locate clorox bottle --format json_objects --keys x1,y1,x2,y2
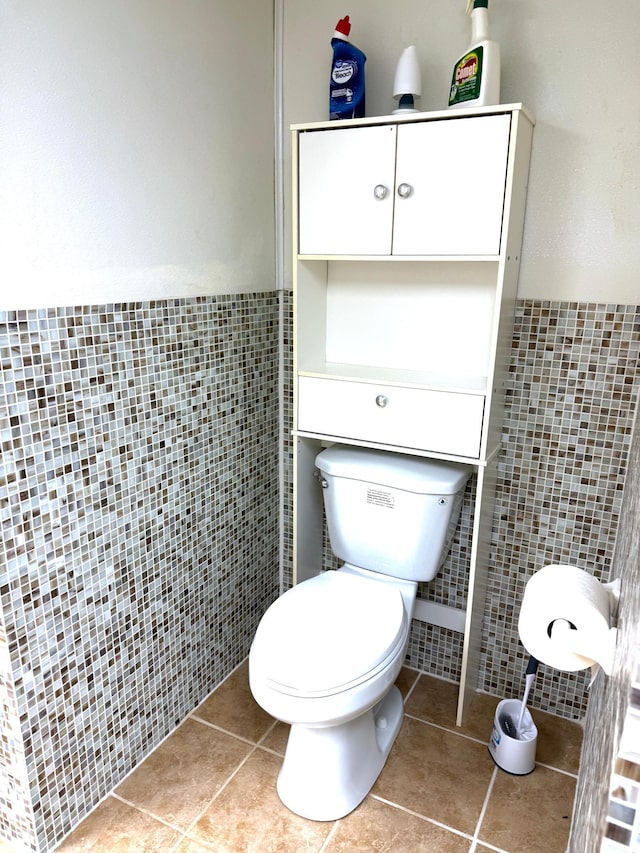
[
  {"x1": 448, "y1": 0, "x2": 500, "y2": 109},
  {"x1": 330, "y1": 15, "x2": 366, "y2": 120}
]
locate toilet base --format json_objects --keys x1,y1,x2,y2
[{"x1": 276, "y1": 685, "x2": 404, "y2": 821}]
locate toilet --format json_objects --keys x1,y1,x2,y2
[{"x1": 249, "y1": 445, "x2": 470, "y2": 821}]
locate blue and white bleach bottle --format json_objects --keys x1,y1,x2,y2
[{"x1": 330, "y1": 15, "x2": 366, "y2": 120}]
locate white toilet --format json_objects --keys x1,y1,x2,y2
[{"x1": 249, "y1": 445, "x2": 470, "y2": 821}]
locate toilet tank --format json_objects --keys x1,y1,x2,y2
[{"x1": 315, "y1": 446, "x2": 471, "y2": 582}]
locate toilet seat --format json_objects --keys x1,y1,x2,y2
[{"x1": 252, "y1": 571, "x2": 407, "y2": 699}]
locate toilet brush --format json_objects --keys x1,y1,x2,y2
[{"x1": 516, "y1": 656, "x2": 539, "y2": 735}]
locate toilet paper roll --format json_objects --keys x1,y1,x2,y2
[{"x1": 518, "y1": 564, "x2": 618, "y2": 676}]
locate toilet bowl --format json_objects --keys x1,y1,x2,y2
[
  {"x1": 249, "y1": 566, "x2": 416, "y2": 821},
  {"x1": 249, "y1": 445, "x2": 471, "y2": 821},
  {"x1": 250, "y1": 568, "x2": 412, "y2": 726}
]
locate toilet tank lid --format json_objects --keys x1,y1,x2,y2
[{"x1": 316, "y1": 446, "x2": 471, "y2": 495}]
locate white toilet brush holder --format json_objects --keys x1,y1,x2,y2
[{"x1": 488, "y1": 698, "x2": 537, "y2": 775}]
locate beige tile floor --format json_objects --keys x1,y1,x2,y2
[{"x1": 56, "y1": 662, "x2": 583, "y2": 853}]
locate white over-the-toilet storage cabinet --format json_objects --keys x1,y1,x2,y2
[{"x1": 291, "y1": 104, "x2": 534, "y2": 725}]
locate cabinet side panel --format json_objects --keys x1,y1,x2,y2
[
  {"x1": 457, "y1": 458, "x2": 497, "y2": 725},
  {"x1": 481, "y1": 112, "x2": 534, "y2": 459},
  {"x1": 294, "y1": 260, "x2": 329, "y2": 383}
]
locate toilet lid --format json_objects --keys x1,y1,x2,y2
[{"x1": 253, "y1": 571, "x2": 407, "y2": 697}]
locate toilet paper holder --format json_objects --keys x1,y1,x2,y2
[
  {"x1": 548, "y1": 577, "x2": 620, "y2": 675},
  {"x1": 519, "y1": 567, "x2": 621, "y2": 678}
]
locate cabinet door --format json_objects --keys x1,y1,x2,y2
[
  {"x1": 392, "y1": 114, "x2": 511, "y2": 255},
  {"x1": 298, "y1": 125, "x2": 397, "y2": 255}
]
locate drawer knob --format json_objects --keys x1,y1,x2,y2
[
  {"x1": 373, "y1": 184, "x2": 389, "y2": 200},
  {"x1": 375, "y1": 394, "x2": 388, "y2": 408},
  {"x1": 397, "y1": 182, "x2": 413, "y2": 199}
]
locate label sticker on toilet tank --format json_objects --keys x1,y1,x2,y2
[{"x1": 366, "y1": 488, "x2": 395, "y2": 509}]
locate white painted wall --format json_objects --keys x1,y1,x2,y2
[
  {"x1": 282, "y1": 0, "x2": 640, "y2": 303},
  {"x1": 4, "y1": 2, "x2": 637, "y2": 307},
  {"x1": 1, "y1": 0, "x2": 275, "y2": 309}
]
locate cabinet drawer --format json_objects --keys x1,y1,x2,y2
[{"x1": 298, "y1": 376, "x2": 484, "y2": 458}]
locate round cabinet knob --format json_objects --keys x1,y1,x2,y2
[
  {"x1": 373, "y1": 184, "x2": 388, "y2": 200},
  {"x1": 397, "y1": 182, "x2": 413, "y2": 199},
  {"x1": 375, "y1": 394, "x2": 388, "y2": 408}
]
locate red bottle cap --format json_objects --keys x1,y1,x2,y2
[{"x1": 334, "y1": 15, "x2": 351, "y2": 38}]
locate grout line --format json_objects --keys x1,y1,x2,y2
[
  {"x1": 255, "y1": 743, "x2": 286, "y2": 759},
  {"x1": 318, "y1": 820, "x2": 341, "y2": 853},
  {"x1": 402, "y1": 668, "x2": 423, "y2": 703},
  {"x1": 368, "y1": 794, "x2": 475, "y2": 844},
  {"x1": 256, "y1": 717, "x2": 280, "y2": 746},
  {"x1": 189, "y1": 713, "x2": 269, "y2": 748},
  {"x1": 254, "y1": 718, "x2": 287, "y2": 757},
  {"x1": 189, "y1": 714, "x2": 285, "y2": 758},
  {"x1": 470, "y1": 841, "x2": 510, "y2": 853},
  {"x1": 110, "y1": 791, "x2": 185, "y2": 836},
  {"x1": 181, "y1": 743, "x2": 261, "y2": 842},
  {"x1": 169, "y1": 835, "x2": 187, "y2": 853},
  {"x1": 471, "y1": 766, "x2": 499, "y2": 850},
  {"x1": 168, "y1": 827, "x2": 215, "y2": 853},
  {"x1": 534, "y1": 760, "x2": 579, "y2": 779},
  {"x1": 403, "y1": 712, "x2": 491, "y2": 747}
]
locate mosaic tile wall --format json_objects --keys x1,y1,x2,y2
[
  {"x1": 281, "y1": 293, "x2": 294, "y2": 592},
  {"x1": 406, "y1": 476, "x2": 476, "y2": 680},
  {"x1": 0, "y1": 293, "x2": 280, "y2": 852},
  {"x1": 282, "y1": 299, "x2": 640, "y2": 719},
  {"x1": 483, "y1": 302, "x2": 640, "y2": 718}
]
